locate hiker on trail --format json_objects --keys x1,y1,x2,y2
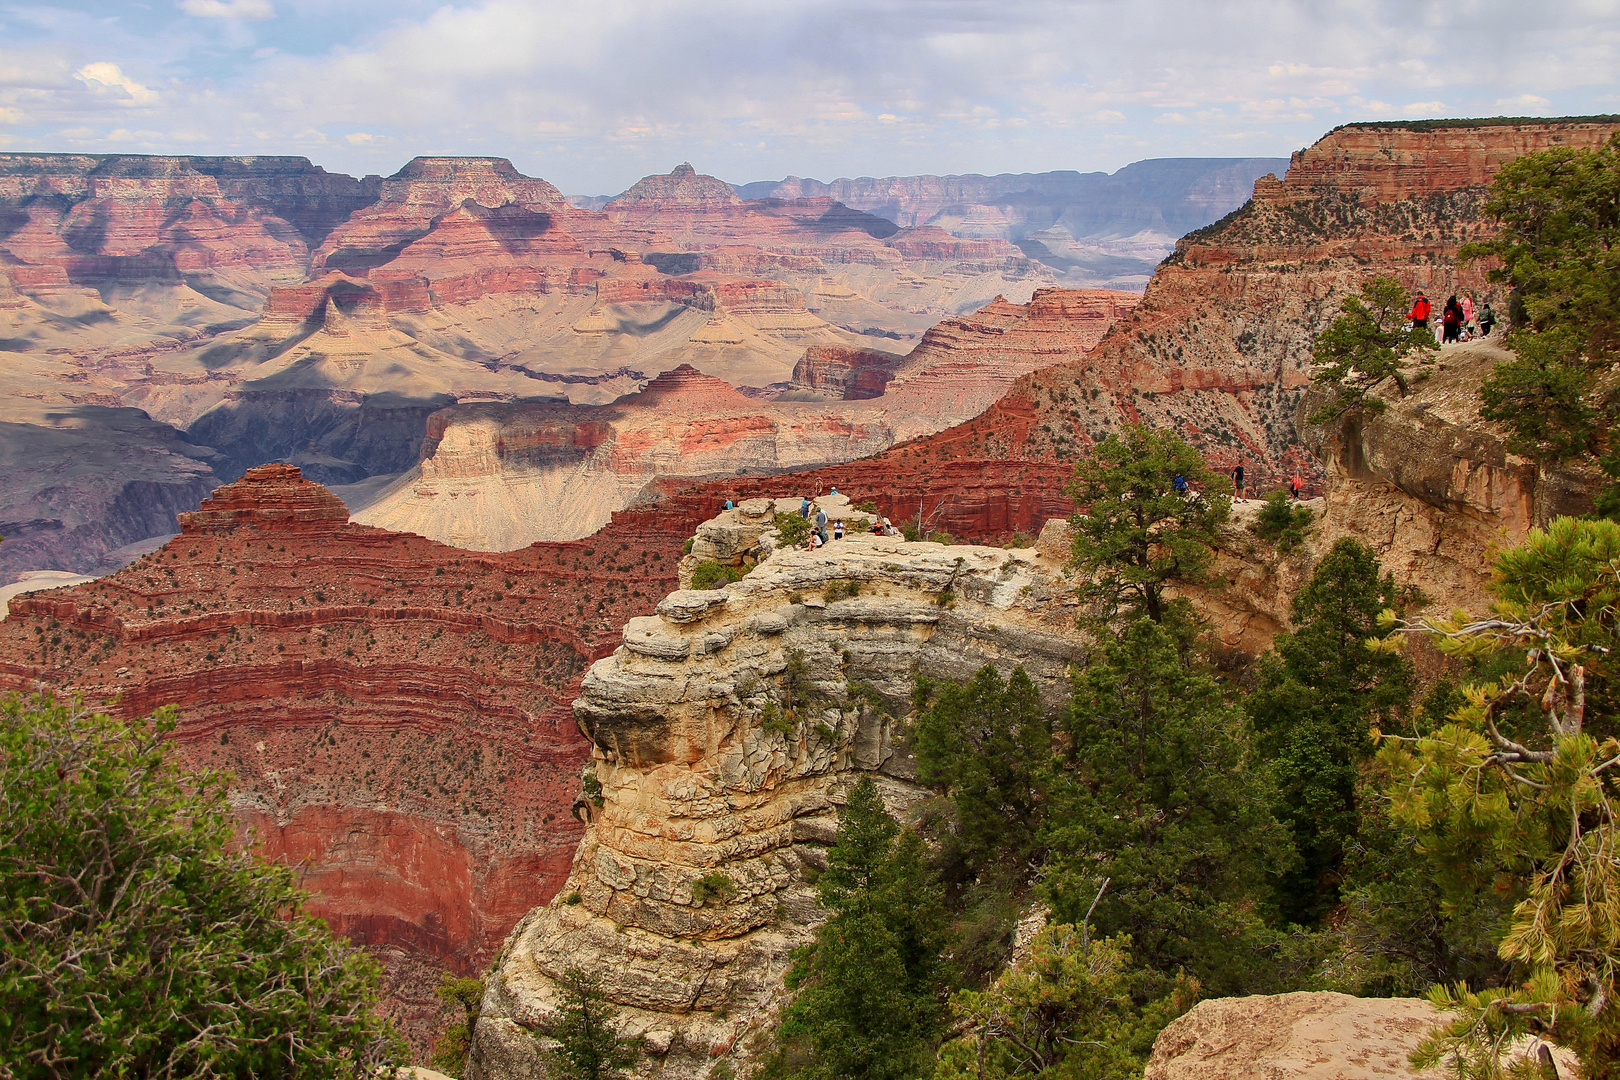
[
  {"x1": 800, "y1": 496, "x2": 811, "y2": 519},
  {"x1": 833, "y1": 520, "x2": 845, "y2": 541},
  {"x1": 814, "y1": 507, "x2": 829, "y2": 545},
  {"x1": 1408, "y1": 292, "x2": 1431, "y2": 330},
  {"x1": 1461, "y1": 294, "x2": 1476, "y2": 337},
  {"x1": 1442, "y1": 296, "x2": 1463, "y2": 343},
  {"x1": 1479, "y1": 302, "x2": 1497, "y2": 338},
  {"x1": 1233, "y1": 463, "x2": 1245, "y2": 498},
  {"x1": 1290, "y1": 474, "x2": 1304, "y2": 500},
  {"x1": 1172, "y1": 474, "x2": 1188, "y2": 495}
]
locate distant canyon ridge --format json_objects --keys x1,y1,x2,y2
[{"x1": 0, "y1": 152, "x2": 1275, "y2": 581}]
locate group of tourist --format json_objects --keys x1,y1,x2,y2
[
  {"x1": 1407, "y1": 291, "x2": 1498, "y2": 343},
  {"x1": 793, "y1": 490, "x2": 901, "y2": 548}
]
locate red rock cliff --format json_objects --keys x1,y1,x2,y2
[{"x1": 0, "y1": 464, "x2": 696, "y2": 1051}]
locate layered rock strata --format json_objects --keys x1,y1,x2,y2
[
  {"x1": 471, "y1": 501, "x2": 1088, "y2": 1079},
  {"x1": 363, "y1": 288, "x2": 1138, "y2": 551},
  {"x1": 1303, "y1": 341, "x2": 1596, "y2": 615},
  {"x1": 876, "y1": 116, "x2": 1620, "y2": 505},
  {"x1": 0, "y1": 464, "x2": 697, "y2": 1049}
]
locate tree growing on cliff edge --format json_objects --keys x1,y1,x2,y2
[
  {"x1": 767, "y1": 776, "x2": 949, "y2": 1080},
  {"x1": 1375, "y1": 517, "x2": 1620, "y2": 1078},
  {"x1": 1067, "y1": 424, "x2": 1231, "y2": 630},
  {"x1": 1307, "y1": 275, "x2": 1439, "y2": 422},
  {"x1": 0, "y1": 693, "x2": 403, "y2": 1079},
  {"x1": 1460, "y1": 133, "x2": 1620, "y2": 499},
  {"x1": 538, "y1": 969, "x2": 641, "y2": 1080}
]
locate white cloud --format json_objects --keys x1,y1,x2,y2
[
  {"x1": 178, "y1": 0, "x2": 276, "y2": 19},
  {"x1": 75, "y1": 63, "x2": 157, "y2": 105},
  {"x1": 0, "y1": 0, "x2": 1609, "y2": 191}
]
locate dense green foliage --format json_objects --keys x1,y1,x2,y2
[
  {"x1": 537, "y1": 968, "x2": 642, "y2": 1080},
  {"x1": 1460, "y1": 133, "x2": 1620, "y2": 514},
  {"x1": 1307, "y1": 276, "x2": 1439, "y2": 421},
  {"x1": 431, "y1": 975, "x2": 485, "y2": 1077},
  {"x1": 1044, "y1": 620, "x2": 1289, "y2": 991},
  {"x1": 769, "y1": 777, "x2": 949, "y2": 1080},
  {"x1": 1068, "y1": 424, "x2": 1231, "y2": 627},
  {"x1": 0, "y1": 695, "x2": 401, "y2": 1079},
  {"x1": 774, "y1": 511, "x2": 813, "y2": 547},
  {"x1": 935, "y1": 926, "x2": 1194, "y2": 1080},
  {"x1": 691, "y1": 561, "x2": 746, "y2": 589},
  {"x1": 1250, "y1": 489, "x2": 1315, "y2": 550},
  {"x1": 914, "y1": 667, "x2": 1049, "y2": 883},
  {"x1": 1376, "y1": 517, "x2": 1620, "y2": 1076},
  {"x1": 1247, "y1": 539, "x2": 1413, "y2": 925}
]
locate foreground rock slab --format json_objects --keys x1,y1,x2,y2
[{"x1": 1145, "y1": 992, "x2": 1444, "y2": 1080}]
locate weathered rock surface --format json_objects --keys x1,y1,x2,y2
[
  {"x1": 0, "y1": 464, "x2": 702, "y2": 1050},
  {"x1": 471, "y1": 503, "x2": 1087, "y2": 1079},
  {"x1": 1303, "y1": 341, "x2": 1597, "y2": 615},
  {"x1": 1144, "y1": 992, "x2": 1443, "y2": 1080}
]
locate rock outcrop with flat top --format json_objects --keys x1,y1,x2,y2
[{"x1": 470, "y1": 501, "x2": 1087, "y2": 1080}]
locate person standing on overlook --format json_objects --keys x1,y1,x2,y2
[
  {"x1": 1461, "y1": 294, "x2": 1476, "y2": 337},
  {"x1": 1408, "y1": 291, "x2": 1431, "y2": 330},
  {"x1": 814, "y1": 506, "x2": 829, "y2": 546},
  {"x1": 1233, "y1": 462, "x2": 1245, "y2": 499},
  {"x1": 1442, "y1": 296, "x2": 1463, "y2": 343}
]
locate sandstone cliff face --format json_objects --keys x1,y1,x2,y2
[
  {"x1": 0, "y1": 463, "x2": 699, "y2": 1049},
  {"x1": 1302, "y1": 341, "x2": 1596, "y2": 616},
  {"x1": 471, "y1": 500, "x2": 1087, "y2": 1080},
  {"x1": 878, "y1": 117, "x2": 1620, "y2": 511}
]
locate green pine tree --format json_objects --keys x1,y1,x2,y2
[
  {"x1": 1040, "y1": 619, "x2": 1289, "y2": 992},
  {"x1": 1067, "y1": 424, "x2": 1232, "y2": 630},
  {"x1": 771, "y1": 776, "x2": 949, "y2": 1080},
  {"x1": 538, "y1": 968, "x2": 641, "y2": 1080},
  {"x1": 1246, "y1": 538, "x2": 1414, "y2": 925},
  {"x1": 913, "y1": 665, "x2": 1050, "y2": 884}
]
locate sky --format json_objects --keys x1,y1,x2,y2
[{"x1": 1, "y1": 0, "x2": 1617, "y2": 195}]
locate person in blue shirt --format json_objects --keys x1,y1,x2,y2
[{"x1": 1172, "y1": 474, "x2": 1187, "y2": 494}]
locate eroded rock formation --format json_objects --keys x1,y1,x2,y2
[
  {"x1": 359, "y1": 288, "x2": 1139, "y2": 550},
  {"x1": 1302, "y1": 340, "x2": 1596, "y2": 615},
  {"x1": 471, "y1": 500, "x2": 1087, "y2": 1079},
  {"x1": 0, "y1": 464, "x2": 699, "y2": 1049},
  {"x1": 874, "y1": 117, "x2": 1620, "y2": 508}
]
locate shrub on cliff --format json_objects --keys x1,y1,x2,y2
[
  {"x1": 1249, "y1": 489, "x2": 1314, "y2": 550},
  {"x1": 0, "y1": 694, "x2": 402, "y2": 1079},
  {"x1": 537, "y1": 968, "x2": 641, "y2": 1080},
  {"x1": 1068, "y1": 424, "x2": 1231, "y2": 630},
  {"x1": 690, "y1": 561, "x2": 744, "y2": 590},
  {"x1": 1307, "y1": 275, "x2": 1439, "y2": 422}
]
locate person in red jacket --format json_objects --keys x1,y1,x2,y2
[{"x1": 1408, "y1": 292, "x2": 1431, "y2": 330}]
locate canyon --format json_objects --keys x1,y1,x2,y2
[
  {"x1": 1, "y1": 153, "x2": 1181, "y2": 581},
  {"x1": 5, "y1": 118, "x2": 1618, "y2": 1071},
  {"x1": 352, "y1": 287, "x2": 1137, "y2": 548}
]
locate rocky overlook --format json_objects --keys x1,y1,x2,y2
[
  {"x1": 471, "y1": 498, "x2": 1089, "y2": 1079},
  {"x1": 874, "y1": 116, "x2": 1620, "y2": 505}
]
